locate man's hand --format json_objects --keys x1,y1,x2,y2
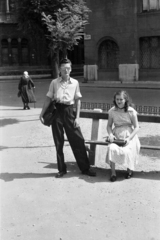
[{"x1": 74, "y1": 118, "x2": 80, "y2": 128}]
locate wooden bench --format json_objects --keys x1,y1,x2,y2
[{"x1": 66, "y1": 109, "x2": 160, "y2": 165}]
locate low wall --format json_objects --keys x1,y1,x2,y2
[
  {"x1": 139, "y1": 69, "x2": 160, "y2": 82},
  {"x1": 98, "y1": 70, "x2": 119, "y2": 81}
]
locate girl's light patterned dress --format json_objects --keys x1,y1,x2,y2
[{"x1": 106, "y1": 106, "x2": 141, "y2": 170}]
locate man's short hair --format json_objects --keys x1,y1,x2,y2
[{"x1": 59, "y1": 58, "x2": 72, "y2": 66}]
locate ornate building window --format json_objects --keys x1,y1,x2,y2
[
  {"x1": 140, "y1": 37, "x2": 160, "y2": 68},
  {"x1": 0, "y1": 0, "x2": 6, "y2": 12},
  {"x1": 0, "y1": 0, "x2": 10, "y2": 13},
  {"x1": 1, "y1": 39, "x2": 9, "y2": 65},
  {"x1": 1, "y1": 38, "x2": 30, "y2": 66},
  {"x1": 98, "y1": 39, "x2": 119, "y2": 69},
  {"x1": 142, "y1": 0, "x2": 160, "y2": 11},
  {"x1": 11, "y1": 38, "x2": 18, "y2": 65},
  {"x1": 21, "y1": 38, "x2": 29, "y2": 65}
]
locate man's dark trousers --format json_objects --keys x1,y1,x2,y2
[{"x1": 51, "y1": 103, "x2": 90, "y2": 173}]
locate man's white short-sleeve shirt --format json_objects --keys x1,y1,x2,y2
[{"x1": 46, "y1": 77, "x2": 82, "y2": 105}]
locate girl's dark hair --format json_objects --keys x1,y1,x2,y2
[{"x1": 113, "y1": 90, "x2": 135, "y2": 112}]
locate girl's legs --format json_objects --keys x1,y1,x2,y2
[
  {"x1": 125, "y1": 168, "x2": 133, "y2": 179},
  {"x1": 110, "y1": 161, "x2": 117, "y2": 182},
  {"x1": 110, "y1": 162, "x2": 116, "y2": 176}
]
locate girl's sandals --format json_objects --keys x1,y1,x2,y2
[
  {"x1": 110, "y1": 175, "x2": 117, "y2": 182},
  {"x1": 125, "y1": 171, "x2": 133, "y2": 179}
]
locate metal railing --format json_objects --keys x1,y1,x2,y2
[{"x1": 81, "y1": 102, "x2": 160, "y2": 115}]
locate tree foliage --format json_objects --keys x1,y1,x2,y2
[
  {"x1": 42, "y1": 5, "x2": 89, "y2": 58},
  {"x1": 15, "y1": 0, "x2": 90, "y2": 58}
]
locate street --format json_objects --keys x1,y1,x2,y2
[{"x1": 0, "y1": 80, "x2": 160, "y2": 108}]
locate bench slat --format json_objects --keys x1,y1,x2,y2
[
  {"x1": 65, "y1": 139, "x2": 160, "y2": 150},
  {"x1": 85, "y1": 140, "x2": 160, "y2": 150}
]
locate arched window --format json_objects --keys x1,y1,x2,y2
[
  {"x1": 1, "y1": 39, "x2": 9, "y2": 66},
  {"x1": 140, "y1": 37, "x2": 160, "y2": 69},
  {"x1": 11, "y1": 38, "x2": 18, "y2": 65},
  {"x1": 0, "y1": 0, "x2": 6, "y2": 13},
  {"x1": 98, "y1": 39, "x2": 119, "y2": 69},
  {"x1": 21, "y1": 38, "x2": 29, "y2": 65}
]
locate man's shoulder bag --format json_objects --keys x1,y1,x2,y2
[{"x1": 43, "y1": 101, "x2": 57, "y2": 127}]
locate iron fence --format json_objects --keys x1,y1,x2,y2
[{"x1": 80, "y1": 102, "x2": 160, "y2": 115}]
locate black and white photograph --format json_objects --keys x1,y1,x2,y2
[{"x1": 0, "y1": 0, "x2": 160, "y2": 240}]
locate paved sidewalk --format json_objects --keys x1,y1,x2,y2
[
  {"x1": 0, "y1": 104, "x2": 160, "y2": 240},
  {"x1": 80, "y1": 80, "x2": 160, "y2": 89}
]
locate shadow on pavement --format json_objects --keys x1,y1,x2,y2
[
  {"x1": 0, "y1": 118, "x2": 39, "y2": 127},
  {"x1": 0, "y1": 118, "x2": 19, "y2": 127},
  {"x1": 0, "y1": 168, "x2": 159, "y2": 182},
  {"x1": 38, "y1": 161, "x2": 160, "y2": 182},
  {"x1": 0, "y1": 172, "x2": 55, "y2": 182}
]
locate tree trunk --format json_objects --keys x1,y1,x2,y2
[
  {"x1": 51, "y1": 52, "x2": 59, "y2": 78},
  {"x1": 61, "y1": 48, "x2": 67, "y2": 59}
]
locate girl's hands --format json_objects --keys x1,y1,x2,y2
[
  {"x1": 124, "y1": 137, "x2": 130, "y2": 146},
  {"x1": 106, "y1": 134, "x2": 115, "y2": 143}
]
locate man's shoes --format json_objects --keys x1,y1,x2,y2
[
  {"x1": 55, "y1": 171, "x2": 67, "y2": 178},
  {"x1": 110, "y1": 175, "x2": 117, "y2": 182},
  {"x1": 82, "y1": 168, "x2": 96, "y2": 177}
]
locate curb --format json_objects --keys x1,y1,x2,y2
[{"x1": 0, "y1": 77, "x2": 160, "y2": 89}]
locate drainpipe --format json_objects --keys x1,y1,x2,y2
[{"x1": 6, "y1": 0, "x2": 10, "y2": 13}]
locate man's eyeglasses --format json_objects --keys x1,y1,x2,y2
[{"x1": 60, "y1": 67, "x2": 71, "y2": 71}]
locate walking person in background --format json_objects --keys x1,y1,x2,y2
[
  {"x1": 106, "y1": 90, "x2": 140, "y2": 182},
  {"x1": 39, "y1": 58, "x2": 96, "y2": 178},
  {"x1": 18, "y1": 71, "x2": 36, "y2": 110}
]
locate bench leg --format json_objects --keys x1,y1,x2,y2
[
  {"x1": 89, "y1": 144, "x2": 96, "y2": 165},
  {"x1": 89, "y1": 109, "x2": 103, "y2": 165}
]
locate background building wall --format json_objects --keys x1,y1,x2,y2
[
  {"x1": 137, "y1": 5, "x2": 160, "y2": 81},
  {"x1": 0, "y1": 23, "x2": 49, "y2": 67},
  {"x1": 85, "y1": 0, "x2": 160, "y2": 81}
]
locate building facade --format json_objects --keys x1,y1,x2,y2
[
  {"x1": 84, "y1": 0, "x2": 160, "y2": 82},
  {"x1": 0, "y1": 0, "x2": 50, "y2": 69},
  {"x1": 0, "y1": 0, "x2": 84, "y2": 73}
]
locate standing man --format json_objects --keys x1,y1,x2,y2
[{"x1": 40, "y1": 58, "x2": 96, "y2": 178}]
